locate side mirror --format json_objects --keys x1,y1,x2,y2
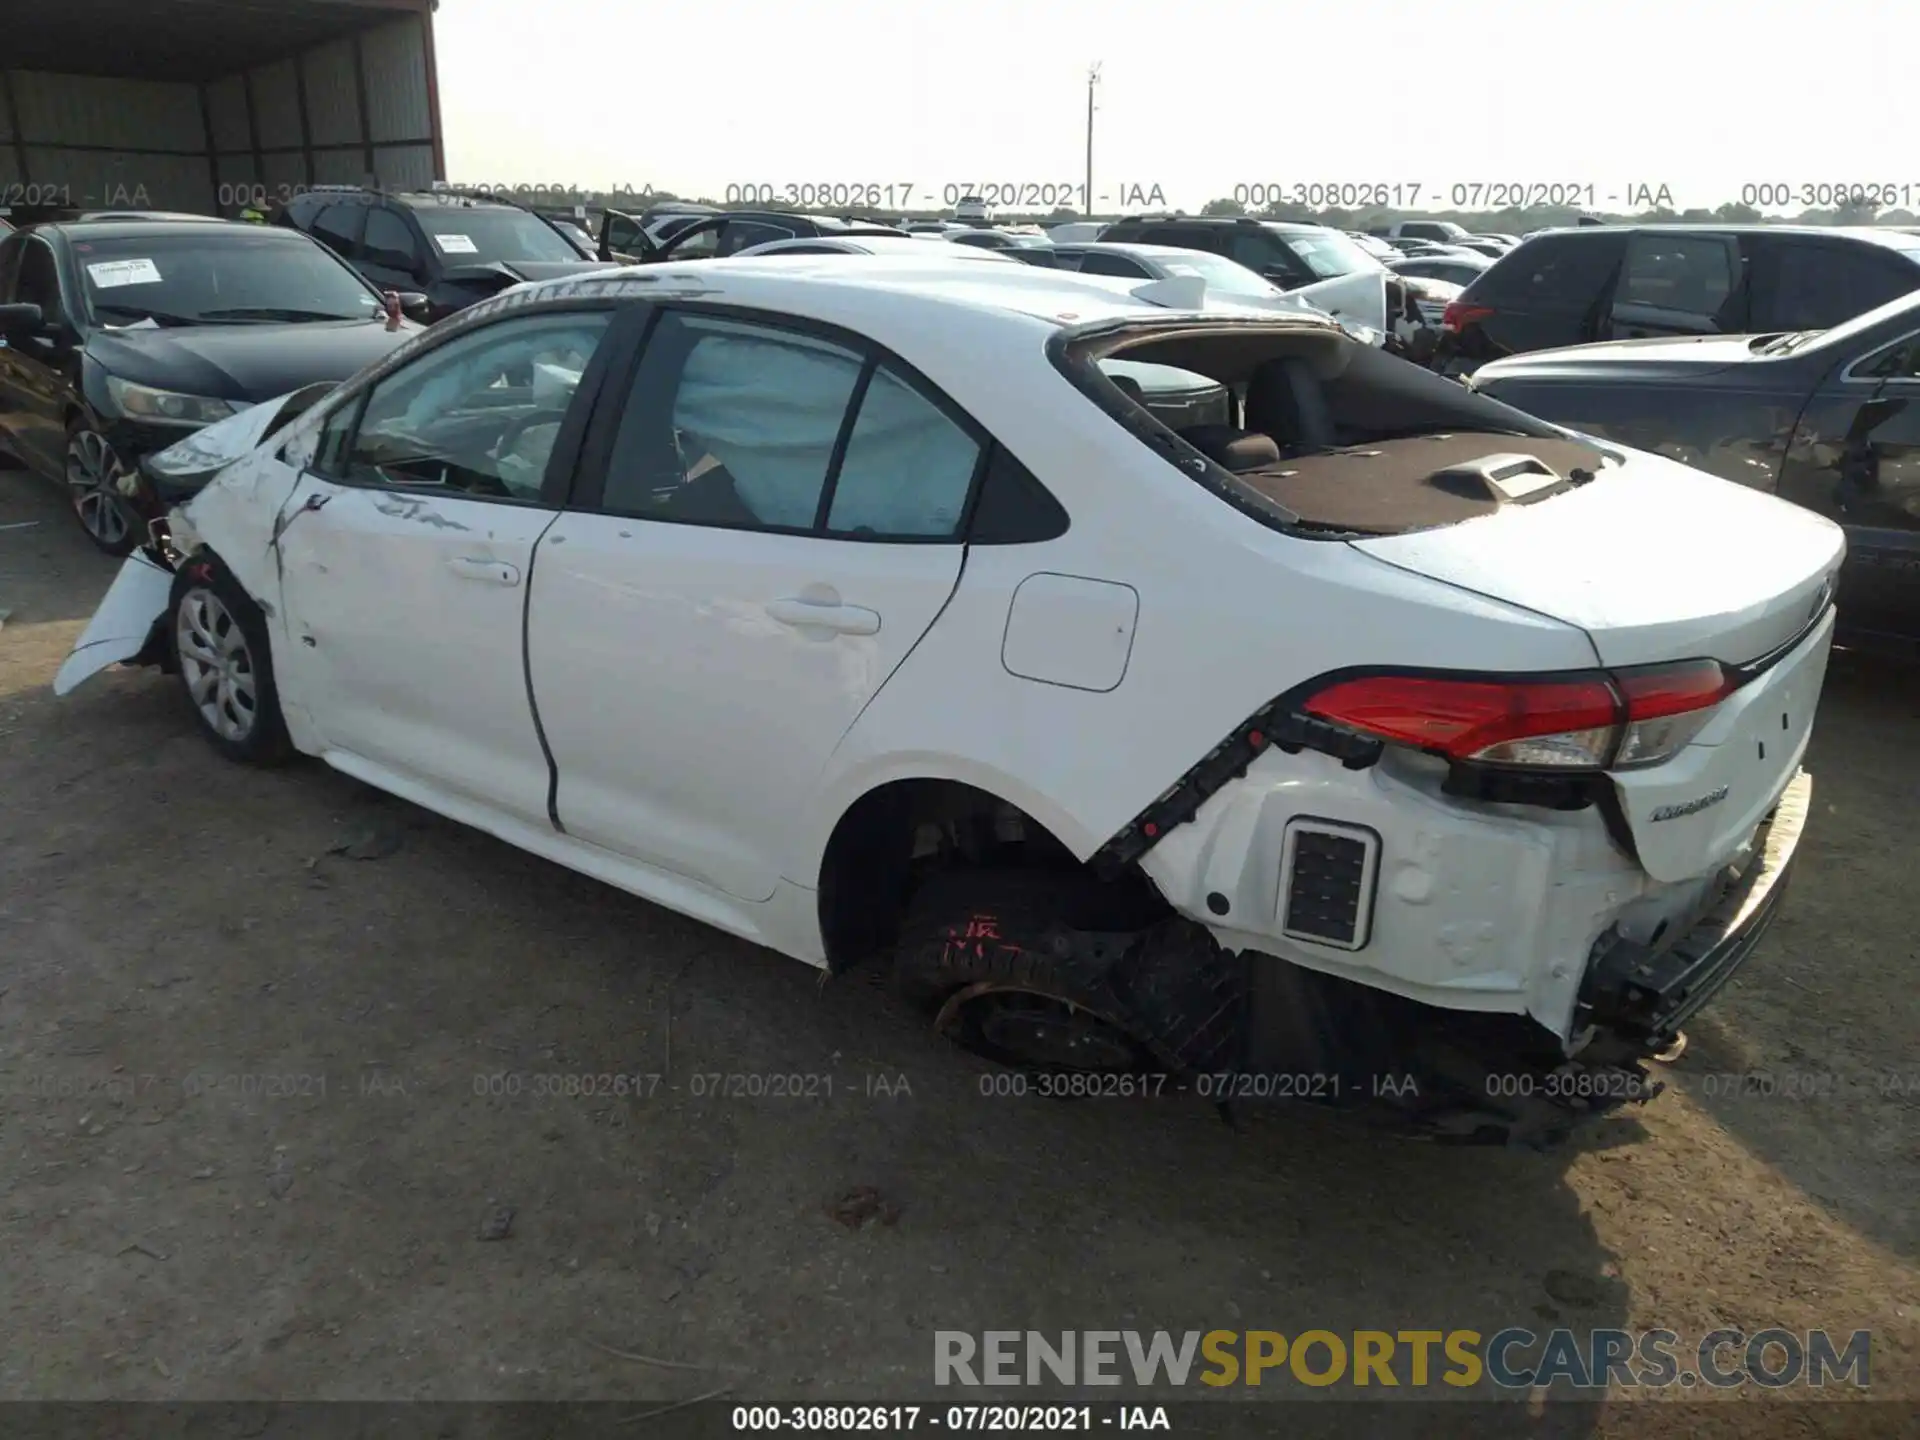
[
  {"x1": 395, "y1": 291, "x2": 433, "y2": 322},
  {"x1": 0, "y1": 302, "x2": 44, "y2": 338}
]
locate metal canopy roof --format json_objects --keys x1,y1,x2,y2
[{"x1": 5, "y1": 0, "x2": 432, "y2": 83}]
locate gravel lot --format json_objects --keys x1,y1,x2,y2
[{"x1": 2, "y1": 466, "x2": 1916, "y2": 1435}]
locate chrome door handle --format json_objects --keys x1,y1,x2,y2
[
  {"x1": 765, "y1": 597, "x2": 880, "y2": 635},
  {"x1": 447, "y1": 556, "x2": 521, "y2": 586}
]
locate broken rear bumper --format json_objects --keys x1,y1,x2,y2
[
  {"x1": 1576, "y1": 768, "x2": 1810, "y2": 1045},
  {"x1": 1214, "y1": 770, "x2": 1811, "y2": 1147}
]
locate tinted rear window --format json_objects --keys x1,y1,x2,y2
[
  {"x1": 1471, "y1": 233, "x2": 1623, "y2": 304},
  {"x1": 1750, "y1": 241, "x2": 1920, "y2": 330}
]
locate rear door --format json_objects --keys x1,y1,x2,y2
[
  {"x1": 1458, "y1": 231, "x2": 1625, "y2": 360},
  {"x1": 1605, "y1": 231, "x2": 1742, "y2": 340},
  {"x1": 526, "y1": 305, "x2": 981, "y2": 902},
  {"x1": 0, "y1": 235, "x2": 77, "y2": 477}
]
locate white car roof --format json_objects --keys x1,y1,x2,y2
[{"x1": 491, "y1": 255, "x2": 1331, "y2": 343}]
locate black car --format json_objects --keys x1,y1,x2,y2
[
  {"x1": 1101, "y1": 215, "x2": 1380, "y2": 288},
  {"x1": 1468, "y1": 290, "x2": 1920, "y2": 657},
  {"x1": 596, "y1": 208, "x2": 905, "y2": 264},
  {"x1": 1387, "y1": 251, "x2": 1493, "y2": 288},
  {"x1": 276, "y1": 187, "x2": 618, "y2": 322},
  {"x1": 1097, "y1": 213, "x2": 1441, "y2": 338},
  {"x1": 1436, "y1": 224, "x2": 1920, "y2": 374},
  {"x1": 0, "y1": 219, "x2": 424, "y2": 553}
]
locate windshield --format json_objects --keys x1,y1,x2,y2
[
  {"x1": 1274, "y1": 228, "x2": 1383, "y2": 279},
  {"x1": 1152, "y1": 252, "x2": 1280, "y2": 299},
  {"x1": 75, "y1": 230, "x2": 380, "y2": 326},
  {"x1": 413, "y1": 205, "x2": 582, "y2": 265}
]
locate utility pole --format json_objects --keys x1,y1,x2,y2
[{"x1": 1084, "y1": 63, "x2": 1101, "y2": 219}]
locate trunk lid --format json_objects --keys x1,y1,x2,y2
[
  {"x1": 1351, "y1": 447, "x2": 1845, "y2": 668},
  {"x1": 1353, "y1": 446, "x2": 1845, "y2": 883}
]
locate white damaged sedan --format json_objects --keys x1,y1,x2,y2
[{"x1": 59, "y1": 256, "x2": 1841, "y2": 1145}]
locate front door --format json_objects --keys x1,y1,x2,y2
[
  {"x1": 527, "y1": 307, "x2": 980, "y2": 901},
  {"x1": 274, "y1": 306, "x2": 618, "y2": 824},
  {"x1": 1781, "y1": 328, "x2": 1920, "y2": 649},
  {"x1": 0, "y1": 235, "x2": 80, "y2": 478}
]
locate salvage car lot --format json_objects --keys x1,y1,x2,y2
[{"x1": 2, "y1": 467, "x2": 1919, "y2": 1420}]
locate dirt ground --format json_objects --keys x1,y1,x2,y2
[{"x1": 2, "y1": 465, "x2": 1917, "y2": 1435}]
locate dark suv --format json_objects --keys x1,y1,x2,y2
[
  {"x1": 1101, "y1": 215, "x2": 1379, "y2": 291},
  {"x1": 1435, "y1": 224, "x2": 1920, "y2": 373},
  {"x1": 596, "y1": 208, "x2": 904, "y2": 264},
  {"x1": 275, "y1": 188, "x2": 617, "y2": 322}
]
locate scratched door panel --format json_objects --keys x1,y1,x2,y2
[{"x1": 275, "y1": 474, "x2": 560, "y2": 826}]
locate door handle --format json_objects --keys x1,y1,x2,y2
[
  {"x1": 447, "y1": 556, "x2": 521, "y2": 586},
  {"x1": 766, "y1": 597, "x2": 880, "y2": 635}
]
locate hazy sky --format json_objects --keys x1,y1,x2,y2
[{"x1": 437, "y1": 0, "x2": 1904, "y2": 213}]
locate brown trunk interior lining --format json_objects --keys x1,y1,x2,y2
[{"x1": 1233, "y1": 433, "x2": 1606, "y2": 533}]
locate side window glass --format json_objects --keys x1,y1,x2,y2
[
  {"x1": 336, "y1": 311, "x2": 612, "y2": 500},
  {"x1": 1759, "y1": 246, "x2": 1911, "y2": 331},
  {"x1": 360, "y1": 209, "x2": 422, "y2": 280},
  {"x1": 308, "y1": 393, "x2": 364, "y2": 477},
  {"x1": 1228, "y1": 231, "x2": 1277, "y2": 270},
  {"x1": 1853, "y1": 335, "x2": 1920, "y2": 381},
  {"x1": 1078, "y1": 252, "x2": 1151, "y2": 279},
  {"x1": 1617, "y1": 236, "x2": 1733, "y2": 317},
  {"x1": 664, "y1": 223, "x2": 721, "y2": 260},
  {"x1": 717, "y1": 221, "x2": 795, "y2": 256},
  {"x1": 602, "y1": 312, "x2": 863, "y2": 526},
  {"x1": 826, "y1": 365, "x2": 981, "y2": 538},
  {"x1": 1486, "y1": 236, "x2": 1621, "y2": 302},
  {"x1": 309, "y1": 203, "x2": 364, "y2": 258}
]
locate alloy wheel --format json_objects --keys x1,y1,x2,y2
[
  {"x1": 66, "y1": 429, "x2": 131, "y2": 548},
  {"x1": 175, "y1": 589, "x2": 258, "y2": 743}
]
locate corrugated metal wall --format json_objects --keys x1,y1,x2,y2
[
  {"x1": 1, "y1": 12, "x2": 439, "y2": 215},
  {"x1": 4, "y1": 72, "x2": 210, "y2": 209},
  {"x1": 209, "y1": 16, "x2": 439, "y2": 205}
]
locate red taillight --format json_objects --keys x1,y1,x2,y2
[
  {"x1": 1300, "y1": 661, "x2": 1735, "y2": 770},
  {"x1": 1613, "y1": 659, "x2": 1733, "y2": 766},
  {"x1": 1441, "y1": 301, "x2": 1494, "y2": 332},
  {"x1": 1615, "y1": 659, "x2": 1732, "y2": 719}
]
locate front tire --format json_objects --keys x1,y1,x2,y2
[
  {"x1": 170, "y1": 554, "x2": 293, "y2": 765},
  {"x1": 66, "y1": 421, "x2": 138, "y2": 556}
]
